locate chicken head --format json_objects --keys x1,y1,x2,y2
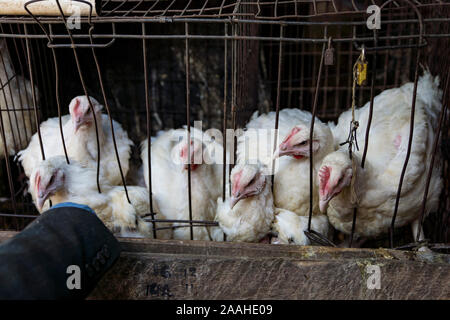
[
  {"x1": 32, "y1": 157, "x2": 67, "y2": 211},
  {"x1": 318, "y1": 151, "x2": 353, "y2": 213},
  {"x1": 273, "y1": 125, "x2": 320, "y2": 160},
  {"x1": 230, "y1": 163, "x2": 267, "y2": 208},
  {"x1": 176, "y1": 137, "x2": 204, "y2": 171},
  {"x1": 69, "y1": 95, "x2": 103, "y2": 133}
]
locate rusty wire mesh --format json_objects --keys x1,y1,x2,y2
[{"x1": 0, "y1": 0, "x2": 448, "y2": 249}]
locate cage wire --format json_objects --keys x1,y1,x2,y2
[{"x1": 0, "y1": 0, "x2": 448, "y2": 250}]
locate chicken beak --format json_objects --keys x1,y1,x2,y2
[
  {"x1": 319, "y1": 197, "x2": 330, "y2": 213},
  {"x1": 272, "y1": 148, "x2": 280, "y2": 160},
  {"x1": 73, "y1": 119, "x2": 82, "y2": 133},
  {"x1": 273, "y1": 143, "x2": 292, "y2": 158},
  {"x1": 230, "y1": 196, "x2": 239, "y2": 209},
  {"x1": 270, "y1": 237, "x2": 281, "y2": 245},
  {"x1": 230, "y1": 192, "x2": 242, "y2": 209},
  {"x1": 182, "y1": 146, "x2": 198, "y2": 171},
  {"x1": 36, "y1": 191, "x2": 48, "y2": 211}
]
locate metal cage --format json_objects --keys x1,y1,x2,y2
[{"x1": 0, "y1": 0, "x2": 449, "y2": 250}]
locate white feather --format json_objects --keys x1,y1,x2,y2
[
  {"x1": 141, "y1": 127, "x2": 224, "y2": 240},
  {"x1": 18, "y1": 96, "x2": 133, "y2": 185},
  {"x1": 323, "y1": 71, "x2": 443, "y2": 237},
  {"x1": 238, "y1": 108, "x2": 335, "y2": 216},
  {"x1": 30, "y1": 156, "x2": 170, "y2": 239},
  {"x1": 271, "y1": 208, "x2": 330, "y2": 245},
  {"x1": 212, "y1": 163, "x2": 274, "y2": 242}
]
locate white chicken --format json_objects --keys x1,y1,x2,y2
[
  {"x1": 18, "y1": 95, "x2": 133, "y2": 185},
  {"x1": 319, "y1": 71, "x2": 443, "y2": 241},
  {"x1": 271, "y1": 208, "x2": 330, "y2": 245},
  {"x1": 0, "y1": 39, "x2": 35, "y2": 157},
  {"x1": 30, "y1": 156, "x2": 171, "y2": 239},
  {"x1": 239, "y1": 108, "x2": 334, "y2": 217},
  {"x1": 211, "y1": 162, "x2": 274, "y2": 243},
  {"x1": 141, "y1": 127, "x2": 223, "y2": 240}
]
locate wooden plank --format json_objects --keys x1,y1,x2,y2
[
  {"x1": 0, "y1": 231, "x2": 18, "y2": 243},
  {"x1": 89, "y1": 238, "x2": 450, "y2": 300},
  {"x1": 1, "y1": 232, "x2": 449, "y2": 299}
]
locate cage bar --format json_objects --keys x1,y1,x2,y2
[{"x1": 0, "y1": 0, "x2": 447, "y2": 251}]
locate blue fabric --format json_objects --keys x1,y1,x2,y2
[{"x1": 49, "y1": 202, "x2": 95, "y2": 215}]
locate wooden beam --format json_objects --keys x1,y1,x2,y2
[{"x1": 1, "y1": 232, "x2": 449, "y2": 299}]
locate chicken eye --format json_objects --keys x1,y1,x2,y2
[{"x1": 297, "y1": 140, "x2": 308, "y2": 146}]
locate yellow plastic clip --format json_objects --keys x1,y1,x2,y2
[
  {"x1": 356, "y1": 46, "x2": 368, "y2": 86},
  {"x1": 356, "y1": 63, "x2": 367, "y2": 85}
]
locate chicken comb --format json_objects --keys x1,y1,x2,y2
[
  {"x1": 282, "y1": 127, "x2": 301, "y2": 144},
  {"x1": 318, "y1": 166, "x2": 331, "y2": 195},
  {"x1": 72, "y1": 98, "x2": 80, "y2": 116},
  {"x1": 232, "y1": 170, "x2": 243, "y2": 195},
  {"x1": 34, "y1": 173, "x2": 40, "y2": 191},
  {"x1": 180, "y1": 144, "x2": 186, "y2": 158},
  {"x1": 394, "y1": 134, "x2": 402, "y2": 150},
  {"x1": 179, "y1": 139, "x2": 194, "y2": 158}
]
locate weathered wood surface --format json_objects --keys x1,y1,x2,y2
[
  {"x1": 1, "y1": 232, "x2": 449, "y2": 299},
  {"x1": 0, "y1": 0, "x2": 99, "y2": 16}
]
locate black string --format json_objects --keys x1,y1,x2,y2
[{"x1": 339, "y1": 120, "x2": 359, "y2": 159}]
